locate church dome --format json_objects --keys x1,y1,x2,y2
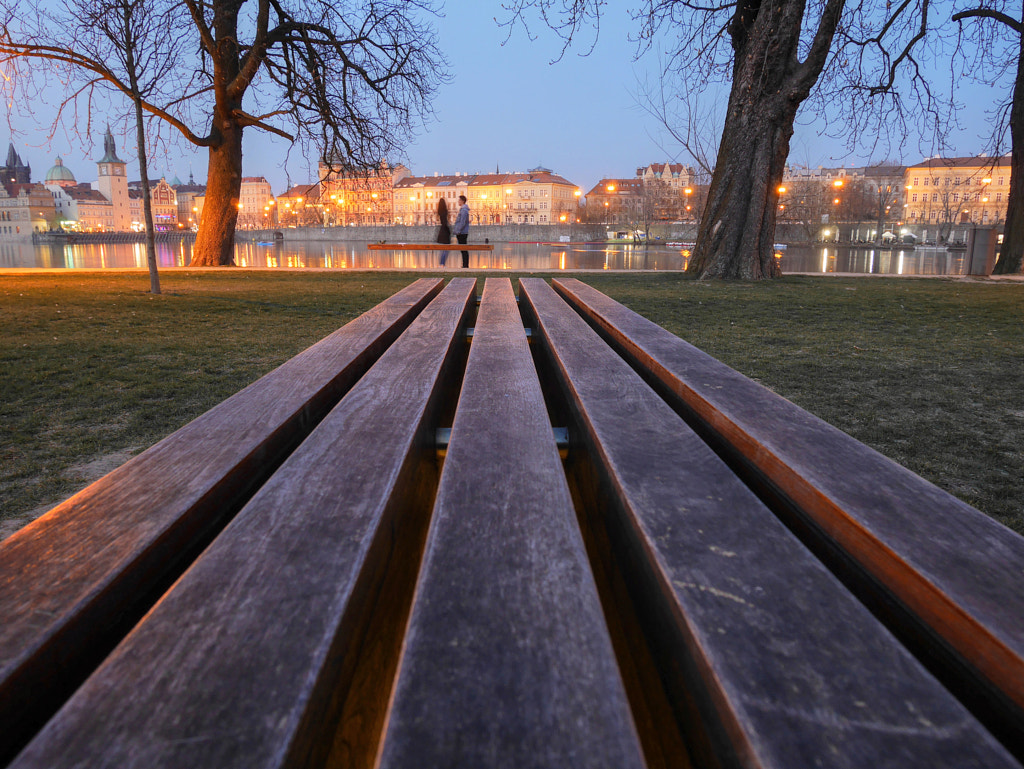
[{"x1": 45, "y1": 156, "x2": 77, "y2": 186}]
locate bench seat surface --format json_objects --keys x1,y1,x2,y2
[
  {"x1": 10, "y1": 279, "x2": 475, "y2": 769},
  {"x1": 0, "y1": 278, "x2": 443, "y2": 764},
  {"x1": 521, "y1": 277, "x2": 1016, "y2": 769},
  {"x1": 551, "y1": 276, "x2": 1024, "y2": 735},
  {"x1": 379, "y1": 278, "x2": 645, "y2": 768}
]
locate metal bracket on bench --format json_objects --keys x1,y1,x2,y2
[
  {"x1": 466, "y1": 328, "x2": 532, "y2": 340},
  {"x1": 436, "y1": 426, "x2": 568, "y2": 454}
]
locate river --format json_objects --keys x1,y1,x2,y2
[{"x1": 0, "y1": 240, "x2": 970, "y2": 275}]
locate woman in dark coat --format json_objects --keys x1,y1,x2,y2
[{"x1": 436, "y1": 197, "x2": 451, "y2": 266}]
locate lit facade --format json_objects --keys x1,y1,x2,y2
[
  {"x1": 318, "y1": 161, "x2": 410, "y2": 226},
  {"x1": 277, "y1": 184, "x2": 322, "y2": 227},
  {"x1": 394, "y1": 168, "x2": 580, "y2": 226},
  {"x1": 0, "y1": 183, "x2": 56, "y2": 236},
  {"x1": 636, "y1": 162, "x2": 696, "y2": 191},
  {"x1": 237, "y1": 177, "x2": 276, "y2": 229},
  {"x1": 583, "y1": 178, "x2": 644, "y2": 222},
  {"x1": 173, "y1": 180, "x2": 206, "y2": 230},
  {"x1": 149, "y1": 178, "x2": 179, "y2": 230},
  {"x1": 904, "y1": 155, "x2": 1011, "y2": 226},
  {"x1": 49, "y1": 184, "x2": 112, "y2": 231}
]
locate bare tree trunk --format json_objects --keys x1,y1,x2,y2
[
  {"x1": 686, "y1": 92, "x2": 796, "y2": 279},
  {"x1": 686, "y1": 0, "x2": 843, "y2": 280},
  {"x1": 190, "y1": 119, "x2": 243, "y2": 267},
  {"x1": 133, "y1": 96, "x2": 160, "y2": 294},
  {"x1": 994, "y1": 22, "x2": 1024, "y2": 274},
  {"x1": 120, "y1": 1, "x2": 160, "y2": 294}
]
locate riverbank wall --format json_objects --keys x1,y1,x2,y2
[{"x1": 236, "y1": 223, "x2": 623, "y2": 244}]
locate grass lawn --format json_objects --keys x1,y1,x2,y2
[{"x1": 2, "y1": 270, "x2": 1022, "y2": 539}]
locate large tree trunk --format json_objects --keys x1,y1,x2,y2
[
  {"x1": 686, "y1": 94, "x2": 796, "y2": 279},
  {"x1": 190, "y1": 119, "x2": 243, "y2": 266},
  {"x1": 993, "y1": 19, "x2": 1024, "y2": 275},
  {"x1": 687, "y1": 0, "x2": 843, "y2": 280}
]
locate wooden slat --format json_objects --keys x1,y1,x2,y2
[
  {"x1": 378, "y1": 278, "x2": 646, "y2": 768},
  {"x1": 0, "y1": 278, "x2": 444, "y2": 765},
  {"x1": 551, "y1": 276, "x2": 1024, "y2": 750},
  {"x1": 9, "y1": 278, "x2": 477, "y2": 769},
  {"x1": 519, "y1": 277, "x2": 1018, "y2": 769},
  {"x1": 368, "y1": 242, "x2": 494, "y2": 250}
]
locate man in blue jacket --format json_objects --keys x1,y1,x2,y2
[{"x1": 453, "y1": 195, "x2": 470, "y2": 268}]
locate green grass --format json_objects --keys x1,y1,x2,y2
[{"x1": 2, "y1": 270, "x2": 1022, "y2": 538}]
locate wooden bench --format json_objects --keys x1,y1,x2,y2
[
  {"x1": 367, "y1": 243, "x2": 495, "y2": 251},
  {"x1": 1, "y1": 278, "x2": 1021, "y2": 768},
  {"x1": 0, "y1": 277, "x2": 444, "y2": 765},
  {"x1": 549, "y1": 276, "x2": 1024, "y2": 750}
]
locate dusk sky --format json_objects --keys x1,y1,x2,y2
[{"x1": 2, "y1": 1, "x2": 1005, "y2": 195}]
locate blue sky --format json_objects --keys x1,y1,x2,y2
[{"x1": 3, "y1": 1, "x2": 1003, "y2": 195}]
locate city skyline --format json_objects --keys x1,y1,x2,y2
[{"x1": 2, "y1": 2, "x2": 1006, "y2": 196}]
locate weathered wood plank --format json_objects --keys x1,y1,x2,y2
[
  {"x1": 0, "y1": 278, "x2": 444, "y2": 765},
  {"x1": 367, "y1": 242, "x2": 494, "y2": 250},
  {"x1": 519, "y1": 277, "x2": 1018, "y2": 769},
  {"x1": 378, "y1": 278, "x2": 646, "y2": 768},
  {"x1": 551, "y1": 276, "x2": 1024, "y2": 751},
  {"x1": 9, "y1": 278, "x2": 477, "y2": 769}
]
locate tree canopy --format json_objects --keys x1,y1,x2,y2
[
  {"x1": 504, "y1": 0, "x2": 1021, "y2": 277},
  {"x1": 1, "y1": 0, "x2": 447, "y2": 265}
]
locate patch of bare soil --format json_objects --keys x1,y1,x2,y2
[{"x1": 0, "y1": 448, "x2": 139, "y2": 543}]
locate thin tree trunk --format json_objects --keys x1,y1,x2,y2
[
  {"x1": 993, "y1": 18, "x2": 1024, "y2": 274},
  {"x1": 133, "y1": 96, "x2": 160, "y2": 294},
  {"x1": 190, "y1": 119, "x2": 243, "y2": 266},
  {"x1": 122, "y1": 2, "x2": 159, "y2": 294}
]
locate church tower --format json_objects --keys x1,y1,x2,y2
[
  {"x1": 2, "y1": 144, "x2": 32, "y2": 186},
  {"x1": 95, "y1": 126, "x2": 131, "y2": 231}
]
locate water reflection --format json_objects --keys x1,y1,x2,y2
[
  {"x1": 1, "y1": 240, "x2": 970, "y2": 275},
  {"x1": 2, "y1": 241, "x2": 688, "y2": 271},
  {"x1": 781, "y1": 244, "x2": 969, "y2": 276}
]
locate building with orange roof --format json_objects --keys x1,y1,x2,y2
[
  {"x1": 50, "y1": 184, "x2": 111, "y2": 231},
  {"x1": 318, "y1": 161, "x2": 411, "y2": 226},
  {"x1": 277, "y1": 183, "x2": 323, "y2": 227},
  {"x1": 583, "y1": 178, "x2": 644, "y2": 223}
]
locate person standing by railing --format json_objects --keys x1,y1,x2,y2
[
  {"x1": 453, "y1": 194, "x2": 470, "y2": 268},
  {"x1": 436, "y1": 197, "x2": 451, "y2": 267}
]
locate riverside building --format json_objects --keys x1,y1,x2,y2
[
  {"x1": 904, "y1": 155, "x2": 1011, "y2": 228},
  {"x1": 393, "y1": 168, "x2": 580, "y2": 226}
]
